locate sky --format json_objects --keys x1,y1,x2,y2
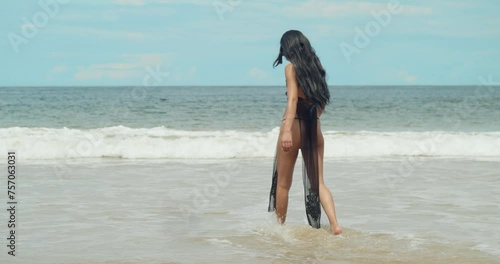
[{"x1": 1, "y1": 0, "x2": 499, "y2": 86}]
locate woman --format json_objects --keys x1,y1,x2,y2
[{"x1": 267, "y1": 30, "x2": 342, "y2": 235}]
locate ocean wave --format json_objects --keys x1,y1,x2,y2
[{"x1": 1, "y1": 126, "x2": 499, "y2": 160}]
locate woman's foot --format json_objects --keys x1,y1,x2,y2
[{"x1": 331, "y1": 225, "x2": 343, "y2": 235}]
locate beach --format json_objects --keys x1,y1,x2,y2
[
  {"x1": 1, "y1": 85, "x2": 499, "y2": 263},
  {"x1": 3, "y1": 0, "x2": 500, "y2": 262},
  {"x1": 1, "y1": 157, "x2": 498, "y2": 263}
]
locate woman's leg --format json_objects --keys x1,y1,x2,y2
[
  {"x1": 317, "y1": 120, "x2": 343, "y2": 235},
  {"x1": 275, "y1": 119, "x2": 301, "y2": 224}
]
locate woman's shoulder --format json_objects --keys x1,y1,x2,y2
[{"x1": 284, "y1": 63, "x2": 296, "y2": 78}]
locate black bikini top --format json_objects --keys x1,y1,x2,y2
[{"x1": 285, "y1": 91, "x2": 310, "y2": 102}]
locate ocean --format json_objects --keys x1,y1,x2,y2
[
  {"x1": 1, "y1": 86, "x2": 500, "y2": 159},
  {"x1": 0, "y1": 86, "x2": 499, "y2": 263}
]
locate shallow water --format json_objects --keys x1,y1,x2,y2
[{"x1": 2, "y1": 157, "x2": 499, "y2": 263}]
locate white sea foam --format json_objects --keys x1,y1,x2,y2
[{"x1": 1, "y1": 126, "x2": 500, "y2": 160}]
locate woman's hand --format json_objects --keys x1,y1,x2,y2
[
  {"x1": 281, "y1": 131, "x2": 292, "y2": 152},
  {"x1": 280, "y1": 64, "x2": 298, "y2": 152}
]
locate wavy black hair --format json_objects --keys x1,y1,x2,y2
[{"x1": 273, "y1": 30, "x2": 330, "y2": 110}]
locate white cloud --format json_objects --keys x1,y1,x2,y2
[
  {"x1": 122, "y1": 53, "x2": 171, "y2": 66},
  {"x1": 384, "y1": 16, "x2": 500, "y2": 38},
  {"x1": 80, "y1": 27, "x2": 147, "y2": 40},
  {"x1": 249, "y1": 67, "x2": 271, "y2": 80},
  {"x1": 53, "y1": 26, "x2": 148, "y2": 40},
  {"x1": 74, "y1": 69, "x2": 138, "y2": 80},
  {"x1": 74, "y1": 53, "x2": 174, "y2": 81},
  {"x1": 47, "y1": 65, "x2": 68, "y2": 80},
  {"x1": 92, "y1": 63, "x2": 137, "y2": 70},
  {"x1": 114, "y1": 0, "x2": 144, "y2": 6},
  {"x1": 21, "y1": 23, "x2": 36, "y2": 31},
  {"x1": 112, "y1": 0, "x2": 207, "y2": 6},
  {"x1": 54, "y1": 7, "x2": 174, "y2": 22},
  {"x1": 167, "y1": 66, "x2": 198, "y2": 83},
  {"x1": 284, "y1": 1, "x2": 432, "y2": 18},
  {"x1": 153, "y1": 0, "x2": 210, "y2": 5},
  {"x1": 47, "y1": 52, "x2": 72, "y2": 58},
  {"x1": 401, "y1": 5, "x2": 433, "y2": 15},
  {"x1": 398, "y1": 70, "x2": 417, "y2": 84},
  {"x1": 50, "y1": 65, "x2": 67, "y2": 74},
  {"x1": 188, "y1": 66, "x2": 197, "y2": 76}
]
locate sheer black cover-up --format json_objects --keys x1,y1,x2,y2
[{"x1": 268, "y1": 95, "x2": 321, "y2": 228}]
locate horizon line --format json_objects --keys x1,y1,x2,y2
[{"x1": 1, "y1": 84, "x2": 498, "y2": 88}]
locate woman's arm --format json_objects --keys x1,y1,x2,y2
[{"x1": 281, "y1": 64, "x2": 299, "y2": 151}]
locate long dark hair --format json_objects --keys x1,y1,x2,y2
[{"x1": 273, "y1": 30, "x2": 330, "y2": 110}]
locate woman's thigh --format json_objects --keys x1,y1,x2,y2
[{"x1": 275, "y1": 119, "x2": 302, "y2": 188}]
